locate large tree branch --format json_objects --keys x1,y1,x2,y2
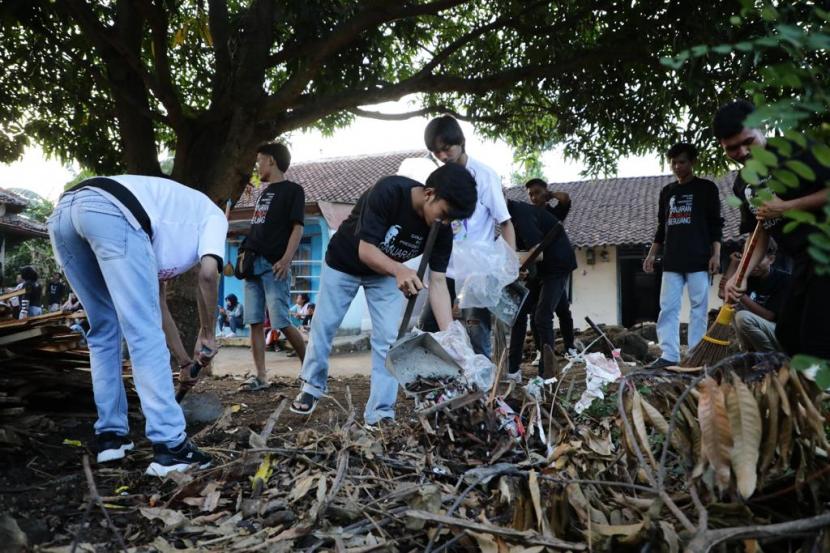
[
  {"x1": 207, "y1": 0, "x2": 232, "y2": 93},
  {"x1": 265, "y1": 0, "x2": 467, "y2": 111},
  {"x1": 133, "y1": 0, "x2": 187, "y2": 131},
  {"x1": 350, "y1": 106, "x2": 505, "y2": 126}
]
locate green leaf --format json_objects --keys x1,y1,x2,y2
[
  {"x1": 783, "y1": 130, "x2": 807, "y2": 148},
  {"x1": 767, "y1": 137, "x2": 792, "y2": 157},
  {"x1": 740, "y1": 165, "x2": 761, "y2": 185},
  {"x1": 754, "y1": 36, "x2": 780, "y2": 48},
  {"x1": 808, "y1": 245, "x2": 830, "y2": 264},
  {"x1": 811, "y1": 143, "x2": 830, "y2": 167},
  {"x1": 808, "y1": 232, "x2": 830, "y2": 251},
  {"x1": 712, "y1": 44, "x2": 733, "y2": 54},
  {"x1": 785, "y1": 160, "x2": 816, "y2": 181},
  {"x1": 784, "y1": 210, "x2": 817, "y2": 224},
  {"x1": 816, "y1": 368, "x2": 830, "y2": 390},
  {"x1": 791, "y1": 354, "x2": 821, "y2": 371},
  {"x1": 691, "y1": 45, "x2": 709, "y2": 57},
  {"x1": 730, "y1": 15, "x2": 742, "y2": 25},
  {"x1": 761, "y1": 6, "x2": 779, "y2": 21},
  {"x1": 767, "y1": 179, "x2": 787, "y2": 194},
  {"x1": 782, "y1": 221, "x2": 800, "y2": 234},
  {"x1": 750, "y1": 146, "x2": 778, "y2": 167},
  {"x1": 772, "y1": 169, "x2": 799, "y2": 188},
  {"x1": 726, "y1": 195, "x2": 743, "y2": 208},
  {"x1": 734, "y1": 42, "x2": 754, "y2": 52},
  {"x1": 746, "y1": 158, "x2": 769, "y2": 178}
]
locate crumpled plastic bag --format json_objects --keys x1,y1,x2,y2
[
  {"x1": 574, "y1": 350, "x2": 622, "y2": 414},
  {"x1": 452, "y1": 237, "x2": 519, "y2": 310},
  {"x1": 413, "y1": 320, "x2": 494, "y2": 391}
]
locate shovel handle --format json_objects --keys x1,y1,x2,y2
[
  {"x1": 733, "y1": 221, "x2": 763, "y2": 288},
  {"x1": 520, "y1": 221, "x2": 564, "y2": 272},
  {"x1": 585, "y1": 316, "x2": 616, "y2": 350},
  {"x1": 397, "y1": 221, "x2": 442, "y2": 340}
]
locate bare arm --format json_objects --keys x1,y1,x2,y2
[
  {"x1": 500, "y1": 220, "x2": 516, "y2": 249},
  {"x1": 428, "y1": 271, "x2": 453, "y2": 330},
  {"x1": 196, "y1": 255, "x2": 220, "y2": 353},
  {"x1": 724, "y1": 228, "x2": 769, "y2": 303},
  {"x1": 358, "y1": 240, "x2": 422, "y2": 296},
  {"x1": 159, "y1": 281, "x2": 190, "y2": 366},
  {"x1": 273, "y1": 223, "x2": 304, "y2": 279},
  {"x1": 643, "y1": 242, "x2": 662, "y2": 273}
]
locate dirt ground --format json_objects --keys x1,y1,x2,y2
[{"x1": 0, "y1": 348, "x2": 426, "y2": 551}]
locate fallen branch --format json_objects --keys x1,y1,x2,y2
[
  {"x1": 407, "y1": 509, "x2": 587, "y2": 550},
  {"x1": 71, "y1": 455, "x2": 128, "y2": 553},
  {"x1": 685, "y1": 511, "x2": 830, "y2": 553}
]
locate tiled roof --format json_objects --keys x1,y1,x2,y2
[
  {"x1": 505, "y1": 173, "x2": 743, "y2": 247},
  {"x1": 235, "y1": 149, "x2": 431, "y2": 208},
  {"x1": 0, "y1": 214, "x2": 48, "y2": 238},
  {"x1": 0, "y1": 188, "x2": 29, "y2": 213}
]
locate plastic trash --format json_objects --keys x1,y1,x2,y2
[
  {"x1": 412, "y1": 320, "x2": 495, "y2": 391},
  {"x1": 574, "y1": 349, "x2": 623, "y2": 414},
  {"x1": 452, "y1": 237, "x2": 519, "y2": 310}
]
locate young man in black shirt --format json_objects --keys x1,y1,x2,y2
[
  {"x1": 718, "y1": 100, "x2": 829, "y2": 359},
  {"x1": 243, "y1": 142, "x2": 306, "y2": 390},
  {"x1": 644, "y1": 143, "x2": 722, "y2": 369},
  {"x1": 719, "y1": 240, "x2": 789, "y2": 352},
  {"x1": 506, "y1": 199, "x2": 578, "y2": 381},
  {"x1": 291, "y1": 164, "x2": 477, "y2": 425},
  {"x1": 525, "y1": 178, "x2": 577, "y2": 355},
  {"x1": 47, "y1": 272, "x2": 66, "y2": 312}
]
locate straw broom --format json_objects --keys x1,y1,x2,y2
[{"x1": 681, "y1": 222, "x2": 763, "y2": 367}]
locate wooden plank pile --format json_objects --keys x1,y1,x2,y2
[{"x1": 0, "y1": 303, "x2": 135, "y2": 446}]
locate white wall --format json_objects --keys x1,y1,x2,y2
[{"x1": 571, "y1": 247, "x2": 619, "y2": 328}]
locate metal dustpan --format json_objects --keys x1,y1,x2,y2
[
  {"x1": 386, "y1": 332, "x2": 464, "y2": 398},
  {"x1": 490, "y1": 280, "x2": 529, "y2": 327}
]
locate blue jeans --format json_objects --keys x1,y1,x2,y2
[
  {"x1": 244, "y1": 255, "x2": 291, "y2": 329},
  {"x1": 47, "y1": 189, "x2": 186, "y2": 447},
  {"x1": 657, "y1": 271, "x2": 709, "y2": 362},
  {"x1": 463, "y1": 307, "x2": 492, "y2": 359},
  {"x1": 300, "y1": 262, "x2": 403, "y2": 424}
]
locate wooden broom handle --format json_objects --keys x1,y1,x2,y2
[{"x1": 734, "y1": 221, "x2": 763, "y2": 287}]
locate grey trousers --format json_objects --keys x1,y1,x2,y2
[{"x1": 733, "y1": 310, "x2": 781, "y2": 353}]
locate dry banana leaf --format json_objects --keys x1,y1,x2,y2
[
  {"x1": 759, "y1": 376, "x2": 779, "y2": 475},
  {"x1": 631, "y1": 391, "x2": 657, "y2": 469},
  {"x1": 726, "y1": 376, "x2": 762, "y2": 498},
  {"x1": 698, "y1": 376, "x2": 733, "y2": 491}
]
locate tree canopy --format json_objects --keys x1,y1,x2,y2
[{"x1": 0, "y1": 0, "x2": 797, "y2": 201}]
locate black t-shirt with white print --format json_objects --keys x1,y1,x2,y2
[
  {"x1": 733, "y1": 144, "x2": 829, "y2": 261},
  {"x1": 325, "y1": 176, "x2": 453, "y2": 276},
  {"x1": 245, "y1": 180, "x2": 305, "y2": 264},
  {"x1": 654, "y1": 177, "x2": 723, "y2": 273}
]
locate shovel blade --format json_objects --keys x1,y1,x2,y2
[{"x1": 386, "y1": 333, "x2": 464, "y2": 396}]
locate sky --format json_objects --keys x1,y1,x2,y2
[{"x1": 0, "y1": 98, "x2": 668, "y2": 201}]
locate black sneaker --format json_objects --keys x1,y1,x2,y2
[
  {"x1": 145, "y1": 439, "x2": 212, "y2": 477},
  {"x1": 95, "y1": 432, "x2": 134, "y2": 463},
  {"x1": 647, "y1": 357, "x2": 677, "y2": 370}
]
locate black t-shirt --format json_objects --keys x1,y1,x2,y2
[
  {"x1": 507, "y1": 200, "x2": 577, "y2": 275},
  {"x1": 23, "y1": 281, "x2": 42, "y2": 306},
  {"x1": 245, "y1": 180, "x2": 305, "y2": 263},
  {"x1": 654, "y1": 177, "x2": 723, "y2": 273},
  {"x1": 47, "y1": 282, "x2": 65, "y2": 304},
  {"x1": 544, "y1": 200, "x2": 571, "y2": 222},
  {"x1": 325, "y1": 176, "x2": 453, "y2": 276},
  {"x1": 745, "y1": 267, "x2": 790, "y2": 321},
  {"x1": 734, "y1": 145, "x2": 829, "y2": 261}
]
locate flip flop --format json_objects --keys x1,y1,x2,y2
[
  {"x1": 239, "y1": 376, "x2": 269, "y2": 392},
  {"x1": 289, "y1": 391, "x2": 318, "y2": 415}
]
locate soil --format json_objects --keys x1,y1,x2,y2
[{"x1": 0, "y1": 371, "x2": 419, "y2": 550}]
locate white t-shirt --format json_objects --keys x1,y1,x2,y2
[
  {"x1": 446, "y1": 156, "x2": 511, "y2": 278},
  {"x1": 104, "y1": 175, "x2": 228, "y2": 280}
]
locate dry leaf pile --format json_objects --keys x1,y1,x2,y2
[{"x1": 64, "y1": 351, "x2": 824, "y2": 552}]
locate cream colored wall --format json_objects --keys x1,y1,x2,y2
[
  {"x1": 569, "y1": 246, "x2": 725, "y2": 330},
  {"x1": 570, "y1": 247, "x2": 619, "y2": 328}
]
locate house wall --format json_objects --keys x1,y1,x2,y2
[{"x1": 570, "y1": 247, "x2": 620, "y2": 328}]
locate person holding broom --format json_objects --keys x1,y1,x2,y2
[{"x1": 717, "y1": 100, "x2": 830, "y2": 359}]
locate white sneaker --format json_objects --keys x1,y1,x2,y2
[{"x1": 531, "y1": 350, "x2": 541, "y2": 367}]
